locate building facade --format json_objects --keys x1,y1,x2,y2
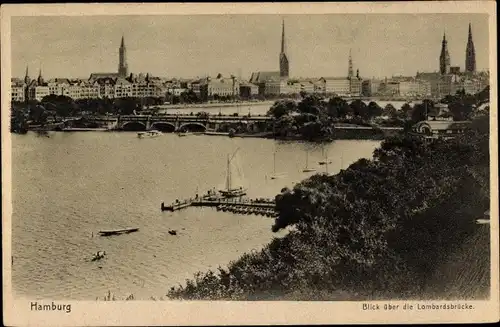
[
  {"x1": 10, "y1": 79, "x2": 26, "y2": 102},
  {"x1": 319, "y1": 77, "x2": 351, "y2": 96},
  {"x1": 239, "y1": 83, "x2": 259, "y2": 98},
  {"x1": 361, "y1": 79, "x2": 382, "y2": 97}
]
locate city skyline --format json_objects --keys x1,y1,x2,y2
[{"x1": 12, "y1": 14, "x2": 489, "y2": 80}]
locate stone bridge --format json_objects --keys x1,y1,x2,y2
[{"x1": 85, "y1": 114, "x2": 273, "y2": 132}]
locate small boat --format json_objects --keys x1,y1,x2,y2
[
  {"x1": 98, "y1": 228, "x2": 139, "y2": 236},
  {"x1": 303, "y1": 150, "x2": 316, "y2": 173},
  {"x1": 219, "y1": 187, "x2": 247, "y2": 198},
  {"x1": 269, "y1": 150, "x2": 286, "y2": 179},
  {"x1": 476, "y1": 219, "x2": 490, "y2": 225},
  {"x1": 91, "y1": 251, "x2": 106, "y2": 262},
  {"x1": 318, "y1": 146, "x2": 332, "y2": 165},
  {"x1": 168, "y1": 230, "x2": 177, "y2": 235},
  {"x1": 177, "y1": 132, "x2": 192, "y2": 137},
  {"x1": 138, "y1": 130, "x2": 162, "y2": 138},
  {"x1": 476, "y1": 210, "x2": 490, "y2": 224},
  {"x1": 218, "y1": 149, "x2": 247, "y2": 198}
]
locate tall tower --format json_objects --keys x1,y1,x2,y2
[
  {"x1": 279, "y1": 20, "x2": 289, "y2": 78},
  {"x1": 465, "y1": 23, "x2": 476, "y2": 73},
  {"x1": 37, "y1": 66, "x2": 44, "y2": 85},
  {"x1": 348, "y1": 49, "x2": 353, "y2": 78},
  {"x1": 24, "y1": 65, "x2": 30, "y2": 84},
  {"x1": 118, "y1": 35, "x2": 128, "y2": 78},
  {"x1": 439, "y1": 32, "x2": 451, "y2": 75}
]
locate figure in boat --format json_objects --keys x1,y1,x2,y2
[{"x1": 168, "y1": 230, "x2": 177, "y2": 235}]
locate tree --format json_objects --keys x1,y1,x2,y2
[
  {"x1": 41, "y1": 94, "x2": 76, "y2": 117},
  {"x1": 367, "y1": 101, "x2": 383, "y2": 118},
  {"x1": 399, "y1": 103, "x2": 412, "y2": 119},
  {"x1": 293, "y1": 113, "x2": 318, "y2": 127},
  {"x1": 172, "y1": 95, "x2": 180, "y2": 105},
  {"x1": 114, "y1": 97, "x2": 141, "y2": 115},
  {"x1": 180, "y1": 90, "x2": 199, "y2": 104},
  {"x1": 441, "y1": 94, "x2": 456, "y2": 104},
  {"x1": 449, "y1": 100, "x2": 473, "y2": 121},
  {"x1": 274, "y1": 114, "x2": 296, "y2": 137},
  {"x1": 410, "y1": 103, "x2": 427, "y2": 123},
  {"x1": 298, "y1": 94, "x2": 325, "y2": 116},
  {"x1": 383, "y1": 104, "x2": 398, "y2": 118},
  {"x1": 267, "y1": 100, "x2": 298, "y2": 119},
  {"x1": 29, "y1": 105, "x2": 48, "y2": 124},
  {"x1": 326, "y1": 97, "x2": 350, "y2": 118},
  {"x1": 299, "y1": 121, "x2": 333, "y2": 141},
  {"x1": 349, "y1": 99, "x2": 368, "y2": 118}
]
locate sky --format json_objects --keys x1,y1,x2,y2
[{"x1": 11, "y1": 14, "x2": 489, "y2": 80}]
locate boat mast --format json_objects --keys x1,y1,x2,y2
[
  {"x1": 226, "y1": 154, "x2": 231, "y2": 191},
  {"x1": 226, "y1": 148, "x2": 240, "y2": 191},
  {"x1": 273, "y1": 151, "x2": 276, "y2": 174},
  {"x1": 325, "y1": 152, "x2": 329, "y2": 174}
]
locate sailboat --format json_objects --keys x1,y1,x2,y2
[
  {"x1": 318, "y1": 146, "x2": 332, "y2": 165},
  {"x1": 269, "y1": 150, "x2": 285, "y2": 179},
  {"x1": 218, "y1": 148, "x2": 247, "y2": 198},
  {"x1": 302, "y1": 150, "x2": 316, "y2": 173}
]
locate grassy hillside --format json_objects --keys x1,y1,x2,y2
[{"x1": 424, "y1": 223, "x2": 490, "y2": 300}]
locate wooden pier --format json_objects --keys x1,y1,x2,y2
[{"x1": 161, "y1": 197, "x2": 277, "y2": 218}]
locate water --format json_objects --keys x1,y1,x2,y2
[
  {"x1": 11, "y1": 132, "x2": 380, "y2": 300},
  {"x1": 158, "y1": 101, "x2": 408, "y2": 116}
]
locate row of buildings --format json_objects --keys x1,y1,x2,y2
[
  {"x1": 246, "y1": 21, "x2": 488, "y2": 99},
  {"x1": 11, "y1": 22, "x2": 489, "y2": 103},
  {"x1": 11, "y1": 67, "x2": 488, "y2": 103}
]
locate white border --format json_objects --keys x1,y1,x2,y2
[{"x1": 2, "y1": 2, "x2": 498, "y2": 326}]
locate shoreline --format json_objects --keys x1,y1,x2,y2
[
  {"x1": 156, "y1": 100, "x2": 275, "y2": 110},
  {"x1": 18, "y1": 129, "x2": 392, "y2": 141}
]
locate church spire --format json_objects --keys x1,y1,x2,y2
[
  {"x1": 465, "y1": 22, "x2": 476, "y2": 73},
  {"x1": 439, "y1": 31, "x2": 450, "y2": 75},
  {"x1": 348, "y1": 49, "x2": 353, "y2": 78},
  {"x1": 37, "y1": 65, "x2": 44, "y2": 84},
  {"x1": 281, "y1": 19, "x2": 286, "y2": 54},
  {"x1": 118, "y1": 35, "x2": 128, "y2": 77},
  {"x1": 24, "y1": 65, "x2": 30, "y2": 84},
  {"x1": 279, "y1": 19, "x2": 289, "y2": 78}
]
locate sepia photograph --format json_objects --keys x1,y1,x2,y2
[{"x1": 2, "y1": 2, "x2": 498, "y2": 326}]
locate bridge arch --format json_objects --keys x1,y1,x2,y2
[
  {"x1": 150, "y1": 122, "x2": 176, "y2": 133},
  {"x1": 178, "y1": 122, "x2": 207, "y2": 132},
  {"x1": 121, "y1": 121, "x2": 147, "y2": 131}
]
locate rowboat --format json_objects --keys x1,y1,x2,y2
[
  {"x1": 98, "y1": 228, "x2": 139, "y2": 236},
  {"x1": 138, "y1": 130, "x2": 162, "y2": 138}
]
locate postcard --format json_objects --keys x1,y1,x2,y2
[{"x1": 2, "y1": 2, "x2": 498, "y2": 326}]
